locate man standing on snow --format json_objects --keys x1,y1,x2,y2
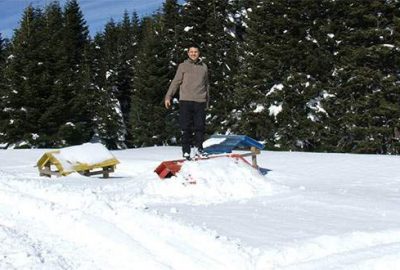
[{"x1": 164, "y1": 45, "x2": 210, "y2": 160}]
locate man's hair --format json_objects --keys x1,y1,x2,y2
[{"x1": 187, "y1": 44, "x2": 200, "y2": 51}]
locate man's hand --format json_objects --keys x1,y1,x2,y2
[{"x1": 164, "y1": 98, "x2": 171, "y2": 109}]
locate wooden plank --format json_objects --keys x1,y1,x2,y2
[
  {"x1": 251, "y1": 147, "x2": 258, "y2": 169},
  {"x1": 39, "y1": 168, "x2": 61, "y2": 177},
  {"x1": 77, "y1": 166, "x2": 115, "y2": 178}
]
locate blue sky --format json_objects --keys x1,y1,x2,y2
[{"x1": 0, "y1": 0, "x2": 182, "y2": 39}]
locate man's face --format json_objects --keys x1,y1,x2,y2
[{"x1": 188, "y1": 47, "x2": 200, "y2": 61}]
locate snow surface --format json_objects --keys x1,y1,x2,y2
[
  {"x1": 202, "y1": 137, "x2": 226, "y2": 148},
  {"x1": 1, "y1": 147, "x2": 400, "y2": 269}
]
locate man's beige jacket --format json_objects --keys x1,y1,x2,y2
[{"x1": 165, "y1": 59, "x2": 209, "y2": 104}]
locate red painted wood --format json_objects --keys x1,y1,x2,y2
[{"x1": 154, "y1": 154, "x2": 255, "y2": 179}]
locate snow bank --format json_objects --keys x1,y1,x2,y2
[{"x1": 144, "y1": 157, "x2": 276, "y2": 204}]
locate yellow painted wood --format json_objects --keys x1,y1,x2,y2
[{"x1": 37, "y1": 150, "x2": 119, "y2": 178}]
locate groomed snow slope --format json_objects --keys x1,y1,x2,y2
[{"x1": 0, "y1": 147, "x2": 399, "y2": 269}]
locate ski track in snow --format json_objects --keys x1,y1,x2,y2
[
  {"x1": 0, "y1": 170, "x2": 254, "y2": 269},
  {"x1": 0, "y1": 148, "x2": 400, "y2": 269},
  {"x1": 257, "y1": 230, "x2": 400, "y2": 269}
]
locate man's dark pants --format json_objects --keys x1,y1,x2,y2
[{"x1": 179, "y1": 100, "x2": 206, "y2": 155}]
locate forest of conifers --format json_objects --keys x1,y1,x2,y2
[{"x1": 0, "y1": 0, "x2": 399, "y2": 154}]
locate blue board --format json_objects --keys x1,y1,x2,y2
[{"x1": 204, "y1": 135, "x2": 264, "y2": 154}]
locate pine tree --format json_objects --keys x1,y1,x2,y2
[
  {"x1": 0, "y1": 33, "x2": 6, "y2": 74},
  {"x1": 180, "y1": 0, "x2": 209, "y2": 48},
  {"x1": 0, "y1": 34, "x2": 5, "y2": 91},
  {"x1": 232, "y1": 0, "x2": 337, "y2": 151},
  {"x1": 89, "y1": 32, "x2": 126, "y2": 149},
  {"x1": 162, "y1": 0, "x2": 182, "y2": 65},
  {"x1": 117, "y1": 11, "x2": 135, "y2": 120},
  {"x1": 323, "y1": 1, "x2": 400, "y2": 153},
  {"x1": 204, "y1": 0, "x2": 240, "y2": 135},
  {"x1": 88, "y1": 34, "x2": 117, "y2": 148},
  {"x1": 0, "y1": 34, "x2": 9, "y2": 145},
  {"x1": 90, "y1": 10, "x2": 140, "y2": 149},
  {"x1": 231, "y1": 1, "x2": 278, "y2": 146},
  {"x1": 100, "y1": 19, "x2": 128, "y2": 148},
  {"x1": 268, "y1": 0, "x2": 335, "y2": 151},
  {"x1": 161, "y1": 0, "x2": 182, "y2": 145},
  {"x1": 2, "y1": 5, "x2": 50, "y2": 147},
  {"x1": 130, "y1": 16, "x2": 170, "y2": 146},
  {"x1": 113, "y1": 11, "x2": 140, "y2": 147},
  {"x1": 57, "y1": 0, "x2": 94, "y2": 146},
  {"x1": 1, "y1": 0, "x2": 397, "y2": 154},
  {"x1": 179, "y1": 0, "x2": 241, "y2": 136},
  {"x1": 37, "y1": 1, "x2": 67, "y2": 146}
]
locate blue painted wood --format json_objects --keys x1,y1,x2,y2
[{"x1": 204, "y1": 135, "x2": 264, "y2": 154}]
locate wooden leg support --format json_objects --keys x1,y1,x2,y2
[
  {"x1": 76, "y1": 166, "x2": 115, "y2": 178},
  {"x1": 251, "y1": 147, "x2": 260, "y2": 169},
  {"x1": 102, "y1": 166, "x2": 110, "y2": 178},
  {"x1": 41, "y1": 164, "x2": 52, "y2": 177}
]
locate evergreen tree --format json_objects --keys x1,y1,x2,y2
[
  {"x1": 0, "y1": 33, "x2": 6, "y2": 75},
  {"x1": 58, "y1": 0, "x2": 94, "y2": 145},
  {"x1": 2, "y1": 5, "x2": 49, "y2": 147},
  {"x1": 0, "y1": 0, "x2": 397, "y2": 154},
  {"x1": 231, "y1": 1, "x2": 280, "y2": 146},
  {"x1": 179, "y1": 0, "x2": 209, "y2": 48},
  {"x1": 0, "y1": 34, "x2": 9, "y2": 145},
  {"x1": 117, "y1": 11, "x2": 135, "y2": 119},
  {"x1": 232, "y1": 0, "x2": 336, "y2": 151},
  {"x1": 0, "y1": 34, "x2": 5, "y2": 90},
  {"x1": 89, "y1": 32, "x2": 127, "y2": 149},
  {"x1": 90, "y1": 10, "x2": 140, "y2": 149},
  {"x1": 268, "y1": 0, "x2": 335, "y2": 151},
  {"x1": 180, "y1": 0, "x2": 241, "y2": 136},
  {"x1": 1, "y1": 1, "x2": 95, "y2": 148},
  {"x1": 113, "y1": 11, "x2": 140, "y2": 147},
  {"x1": 323, "y1": 0, "x2": 400, "y2": 153},
  {"x1": 130, "y1": 16, "x2": 170, "y2": 146},
  {"x1": 227, "y1": 0, "x2": 254, "y2": 42},
  {"x1": 204, "y1": 0, "x2": 240, "y2": 135},
  {"x1": 162, "y1": 0, "x2": 182, "y2": 65},
  {"x1": 99, "y1": 19, "x2": 128, "y2": 148},
  {"x1": 161, "y1": 0, "x2": 182, "y2": 145},
  {"x1": 37, "y1": 1, "x2": 67, "y2": 146}
]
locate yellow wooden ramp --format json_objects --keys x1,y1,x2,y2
[{"x1": 37, "y1": 143, "x2": 119, "y2": 178}]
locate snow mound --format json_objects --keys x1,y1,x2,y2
[
  {"x1": 58, "y1": 143, "x2": 115, "y2": 164},
  {"x1": 144, "y1": 157, "x2": 276, "y2": 204},
  {"x1": 53, "y1": 143, "x2": 116, "y2": 171}
]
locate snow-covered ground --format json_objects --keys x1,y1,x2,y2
[{"x1": 1, "y1": 146, "x2": 400, "y2": 269}]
